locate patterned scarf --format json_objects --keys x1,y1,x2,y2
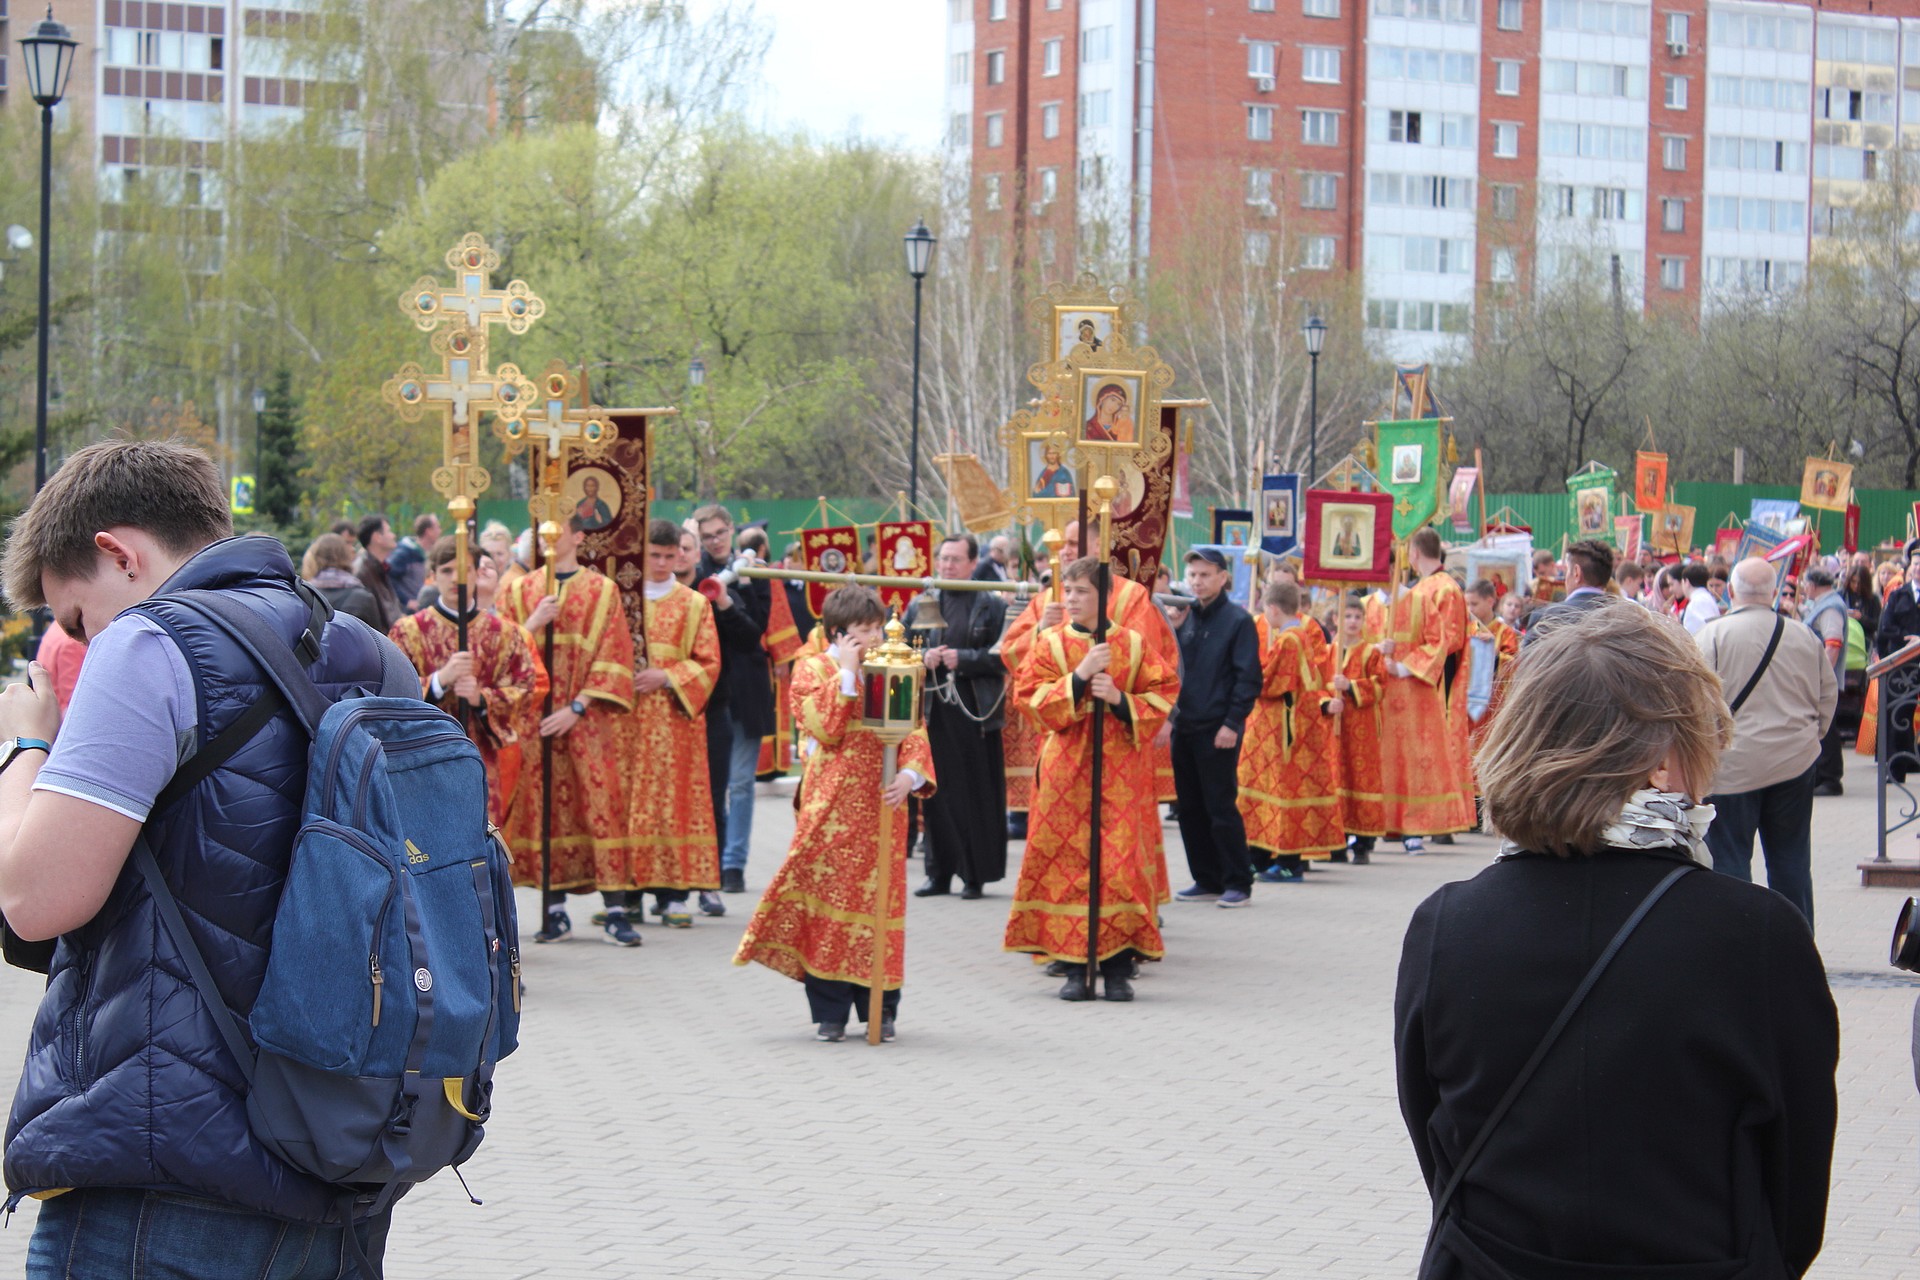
[{"x1": 1500, "y1": 789, "x2": 1716, "y2": 865}]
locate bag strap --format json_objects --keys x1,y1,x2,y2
[
  {"x1": 1726, "y1": 614, "x2": 1786, "y2": 717},
  {"x1": 132, "y1": 836, "x2": 256, "y2": 1086},
  {"x1": 1424, "y1": 862, "x2": 1697, "y2": 1240}
]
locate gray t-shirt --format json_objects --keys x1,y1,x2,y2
[{"x1": 33, "y1": 613, "x2": 197, "y2": 822}]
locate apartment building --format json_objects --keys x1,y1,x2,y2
[{"x1": 947, "y1": 0, "x2": 1920, "y2": 361}]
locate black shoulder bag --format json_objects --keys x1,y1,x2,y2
[
  {"x1": 1420, "y1": 862, "x2": 1698, "y2": 1276},
  {"x1": 1726, "y1": 614, "x2": 1786, "y2": 717}
]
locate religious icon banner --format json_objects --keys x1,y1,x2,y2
[
  {"x1": 572, "y1": 413, "x2": 653, "y2": 649},
  {"x1": 1633, "y1": 451, "x2": 1667, "y2": 514},
  {"x1": 1187, "y1": 545, "x2": 1255, "y2": 608},
  {"x1": 1750, "y1": 498, "x2": 1800, "y2": 535},
  {"x1": 1466, "y1": 546, "x2": 1530, "y2": 598},
  {"x1": 1655, "y1": 504, "x2": 1696, "y2": 555},
  {"x1": 1303, "y1": 489, "x2": 1394, "y2": 585},
  {"x1": 875, "y1": 520, "x2": 934, "y2": 615},
  {"x1": 1800, "y1": 458, "x2": 1852, "y2": 513},
  {"x1": 800, "y1": 525, "x2": 860, "y2": 616},
  {"x1": 1734, "y1": 520, "x2": 1785, "y2": 563},
  {"x1": 1448, "y1": 466, "x2": 1478, "y2": 534},
  {"x1": 1259, "y1": 473, "x2": 1301, "y2": 557},
  {"x1": 1712, "y1": 526, "x2": 1742, "y2": 560},
  {"x1": 1109, "y1": 405, "x2": 1180, "y2": 589},
  {"x1": 1614, "y1": 514, "x2": 1644, "y2": 561},
  {"x1": 1376, "y1": 420, "x2": 1446, "y2": 539},
  {"x1": 1212, "y1": 508, "x2": 1253, "y2": 550},
  {"x1": 1565, "y1": 465, "x2": 1618, "y2": 546},
  {"x1": 1845, "y1": 503, "x2": 1861, "y2": 555}
]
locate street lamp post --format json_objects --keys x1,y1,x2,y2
[
  {"x1": 252, "y1": 386, "x2": 268, "y2": 512},
  {"x1": 1302, "y1": 315, "x2": 1327, "y2": 486},
  {"x1": 902, "y1": 219, "x2": 936, "y2": 510},
  {"x1": 21, "y1": 9, "x2": 77, "y2": 494}
]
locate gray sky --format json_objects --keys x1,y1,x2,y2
[{"x1": 737, "y1": 0, "x2": 948, "y2": 153}]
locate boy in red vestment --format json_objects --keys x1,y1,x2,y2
[
  {"x1": 734, "y1": 587, "x2": 935, "y2": 1043},
  {"x1": 623, "y1": 519, "x2": 724, "y2": 928},
  {"x1": 389, "y1": 541, "x2": 545, "y2": 827},
  {"x1": 1238, "y1": 581, "x2": 1342, "y2": 884},
  {"x1": 1378, "y1": 528, "x2": 1475, "y2": 852},
  {"x1": 498, "y1": 516, "x2": 638, "y2": 945},
  {"x1": 1464, "y1": 579, "x2": 1521, "y2": 815},
  {"x1": 1329, "y1": 594, "x2": 1388, "y2": 864},
  {"x1": 1004, "y1": 557, "x2": 1177, "y2": 1003}
]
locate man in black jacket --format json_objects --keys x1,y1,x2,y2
[
  {"x1": 693, "y1": 504, "x2": 773, "y2": 894},
  {"x1": 1523, "y1": 538, "x2": 1618, "y2": 645},
  {"x1": 1170, "y1": 548, "x2": 1262, "y2": 907},
  {"x1": 916, "y1": 535, "x2": 1009, "y2": 899}
]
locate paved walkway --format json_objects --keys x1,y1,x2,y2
[{"x1": 0, "y1": 754, "x2": 1914, "y2": 1277}]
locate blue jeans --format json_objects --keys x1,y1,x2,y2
[
  {"x1": 27, "y1": 1187, "x2": 389, "y2": 1279},
  {"x1": 722, "y1": 715, "x2": 760, "y2": 872},
  {"x1": 1705, "y1": 762, "x2": 1817, "y2": 929}
]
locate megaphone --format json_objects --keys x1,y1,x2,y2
[{"x1": 697, "y1": 576, "x2": 727, "y2": 605}]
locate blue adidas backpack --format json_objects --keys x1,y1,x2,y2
[{"x1": 132, "y1": 588, "x2": 520, "y2": 1259}]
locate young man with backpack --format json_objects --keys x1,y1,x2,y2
[{"x1": 0, "y1": 441, "x2": 515, "y2": 1276}]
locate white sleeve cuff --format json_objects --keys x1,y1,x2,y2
[
  {"x1": 839, "y1": 668, "x2": 859, "y2": 697},
  {"x1": 428, "y1": 672, "x2": 444, "y2": 699},
  {"x1": 898, "y1": 768, "x2": 924, "y2": 791}
]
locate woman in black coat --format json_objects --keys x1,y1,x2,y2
[{"x1": 1396, "y1": 605, "x2": 1838, "y2": 1279}]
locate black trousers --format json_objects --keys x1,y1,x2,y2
[
  {"x1": 925, "y1": 713, "x2": 1008, "y2": 890},
  {"x1": 1705, "y1": 763, "x2": 1816, "y2": 928},
  {"x1": 804, "y1": 974, "x2": 900, "y2": 1024},
  {"x1": 704, "y1": 707, "x2": 733, "y2": 853},
  {"x1": 1818, "y1": 681, "x2": 1866, "y2": 788},
  {"x1": 1171, "y1": 728, "x2": 1251, "y2": 893}
]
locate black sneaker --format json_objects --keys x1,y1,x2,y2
[
  {"x1": 1102, "y1": 973, "x2": 1135, "y2": 1002},
  {"x1": 602, "y1": 909, "x2": 642, "y2": 947},
  {"x1": 721, "y1": 868, "x2": 746, "y2": 894},
  {"x1": 1058, "y1": 971, "x2": 1094, "y2": 1001},
  {"x1": 815, "y1": 1023, "x2": 846, "y2": 1042},
  {"x1": 879, "y1": 1020, "x2": 897, "y2": 1042},
  {"x1": 1352, "y1": 849, "x2": 1371, "y2": 865},
  {"x1": 533, "y1": 910, "x2": 572, "y2": 944},
  {"x1": 1007, "y1": 813, "x2": 1028, "y2": 839},
  {"x1": 1044, "y1": 959, "x2": 1075, "y2": 978},
  {"x1": 698, "y1": 890, "x2": 726, "y2": 917}
]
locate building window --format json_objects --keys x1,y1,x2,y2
[
  {"x1": 1254, "y1": 0, "x2": 1278, "y2": 9},
  {"x1": 1301, "y1": 47, "x2": 1341, "y2": 83},
  {"x1": 1247, "y1": 168, "x2": 1276, "y2": 206},
  {"x1": 985, "y1": 112, "x2": 1005, "y2": 147},
  {"x1": 989, "y1": 0, "x2": 1007, "y2": 18},
  {"x1": 1662, "y1": 135, "x2": 1686, "y2": 170},
  {"x1": 1079, "y1": 90, "x2": 1112, "y2": 127},
  {"x1": 950, "y1": 113, "x2": 971, "y2": 147},
  {"x1": 983, "y1": 239, "x2": 1001, "y2": 273},
  {"x1": 1548, "y1": 184, "x2": 1576, "y2": 216},
  {"x1": 1082, "y1": 26, "x2": 1112, "y2": 63},
  {"x1": 1304, "y1": 0, "x2": 1340, "y2": 14},
  {"x1": 1660, "y1": 197, "x2": 1684, "y2": 231},
  {"x1": 1249, "y1": 105, "x2": 1276, "y2": 140},
  {"x1": 1249, "y1": 42, "x2": 1278, "y2": 78},
  {"x1": 949, "y1": 0, "x2": 967, "y2": 22},
  {"x1": 1047, "y1": 0, "x2": 1063, "y2": 8},
  {"x1": 1041, "y1": 102, "x2": 1061, "y2": 138},
  {"x1": 1038, "y1": 229, "x2": 1056, "y2": 264},
  {"x1": 1245, "y1": 232, "x2": 1273, "y2": 266},
  {"x1": 1302, "y1": 109, "x2": 1340, "y2": 145},
  {"x1": 984, "y1": 174, "x2": 1002, "y2": 210},
  {"x1": 1491, "y1": 184, "x2": 1519, "y2": 219},
  {"x1": 1665, "y1": 12, "x2": 1688, "y2": 49},
  {"x1": 1388, "y1": 109, "x2": 1422, "y2": 143},
  {"x1": 1491, "y1": 248, "x2": 1516, "y2": 282},
  {"x1": 1079, "y1": 155, "x2": 1105, "y2": 188},
  {"x1": 1495, "y1": 60, "x2": 1520, "y2": 95},
  {"x1": 986, "y1": 50, "x2": 1006, "y2": 85},
  {"x1": 1043, "y1": 38, "x2": 1062, "y2": 76},
  {"x1": 1301, "y1": 235, "x2": 1336, "y2": 269},
  {"x1": 1300, "y1": 172, "x2": 1339, "y2": 208},
  {"x1": 1659, "y1": 257, "x2": 1685, "y2": 291},
  {"x1": 1493, "y1": 122, "x2": 1519, "y2": 157},
  {"x1": 1038, "y1": 168, "x2": 1059, "y2": 202},
  {"x1": 1497, "y1": 0, "x2": 1522, "y2": 29},
  {"x1": 951, "y1": 53, "x2": 971, "y2": 86},
  {"x1": 1663, "y1": 74, "x2": 1687, "y2": 109}
]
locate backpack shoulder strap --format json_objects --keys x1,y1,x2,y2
[
  {"x1": 1423, "y1": 862, "x2": 1696, "y2": 1240},
  {"x1": 132, "y1": 836, "x2": 256, "y2": 1086}
]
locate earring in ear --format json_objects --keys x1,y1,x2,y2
[{"x1": 127, "y1": 571, "x2": 135, "y2": 580}]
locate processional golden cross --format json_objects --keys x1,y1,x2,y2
[{"x1": 498, "y1": 362, "x2": 619, "y2": 593}]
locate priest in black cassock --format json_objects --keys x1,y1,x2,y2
[{"x1": 915, "y1": 534, "x2": 1010, "y2": 899}]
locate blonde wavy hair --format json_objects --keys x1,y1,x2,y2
[{"x1": 1477, "y1": 605, "x2": 1733, "y2": 855}]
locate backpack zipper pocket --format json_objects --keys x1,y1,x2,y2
[
  {"x1": 296, "y1": 819, "x2": 402, "y2": 1028},
  {"x1": 345, "y1": 728, "x2": 470, "y2": 829}
]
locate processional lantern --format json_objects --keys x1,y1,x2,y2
[{"x1": 860, "y1": 614, "x2": 925, "y2": 742}]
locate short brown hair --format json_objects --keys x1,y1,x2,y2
[
  {"x1": 1409, "y1": 527, "x2": 1443, "y2": 560},
  {"x1": 414, "y1": 512, "x2": 440, "y2": 538},
  {"x1": 1467, "y1": 579, "x2": 1498, "y2": 601},
  {"x1": 692, "y1": 503, "x2": 733, "y2": 529},
  {"x1": 648, "y1": 518, "x2": 681, "y2": 548},
  {"x1": 1060, "y1": 555, "x2": 1103, "y2": 586},
  {"x1": 1476, "y1": 605, "x2": 1732, "y2": 855},
  {"x1": 1263, "y1": 580, "x2": 1300, "y2": 612},
  {"x1": 820, "y1": 584, "x2": 885, "y2": 637},
  {"x1": 429, "y1": 538, "x2": 461, "y2": 571},
  {"x1": 4, "y1": 439, "x2": 231, "y2": 609},
  {"x1": 1565, "y1": 538, "x2": 1615, "y2": 589}
]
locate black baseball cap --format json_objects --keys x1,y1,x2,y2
[{"x1": 1184, "y1": 547, "x2": 1231, "y2": 570}]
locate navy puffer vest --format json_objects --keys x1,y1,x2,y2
[{"x1": 5, "y1": 535, "x2": 397, "y2": 1221}]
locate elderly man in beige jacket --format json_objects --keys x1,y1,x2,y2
[{"x1": 1696, "y1": 557, "x2": 1836, "y2": 928}]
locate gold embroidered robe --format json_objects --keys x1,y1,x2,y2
[
  {"x1": 618, "y1": 583, "x2": 723, "y2": 892},
  {"x1": 1379, "y1": 571, "x2": 1474, "y2": 835},
  {"x1": 1238, "y1": 617, "x2": 1343, "y2": 858}
]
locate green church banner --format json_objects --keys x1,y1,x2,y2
[{"x1": 1376, "y1": 419, "x2": 1447, "y2": 539}]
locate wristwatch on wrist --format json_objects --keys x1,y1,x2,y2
[
  {"x1": 570, "y1": 698, "x2": 588, "y2": 717},
  {"x1": 0, "y1": 738, "x2": 52, "y2": 773}
]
